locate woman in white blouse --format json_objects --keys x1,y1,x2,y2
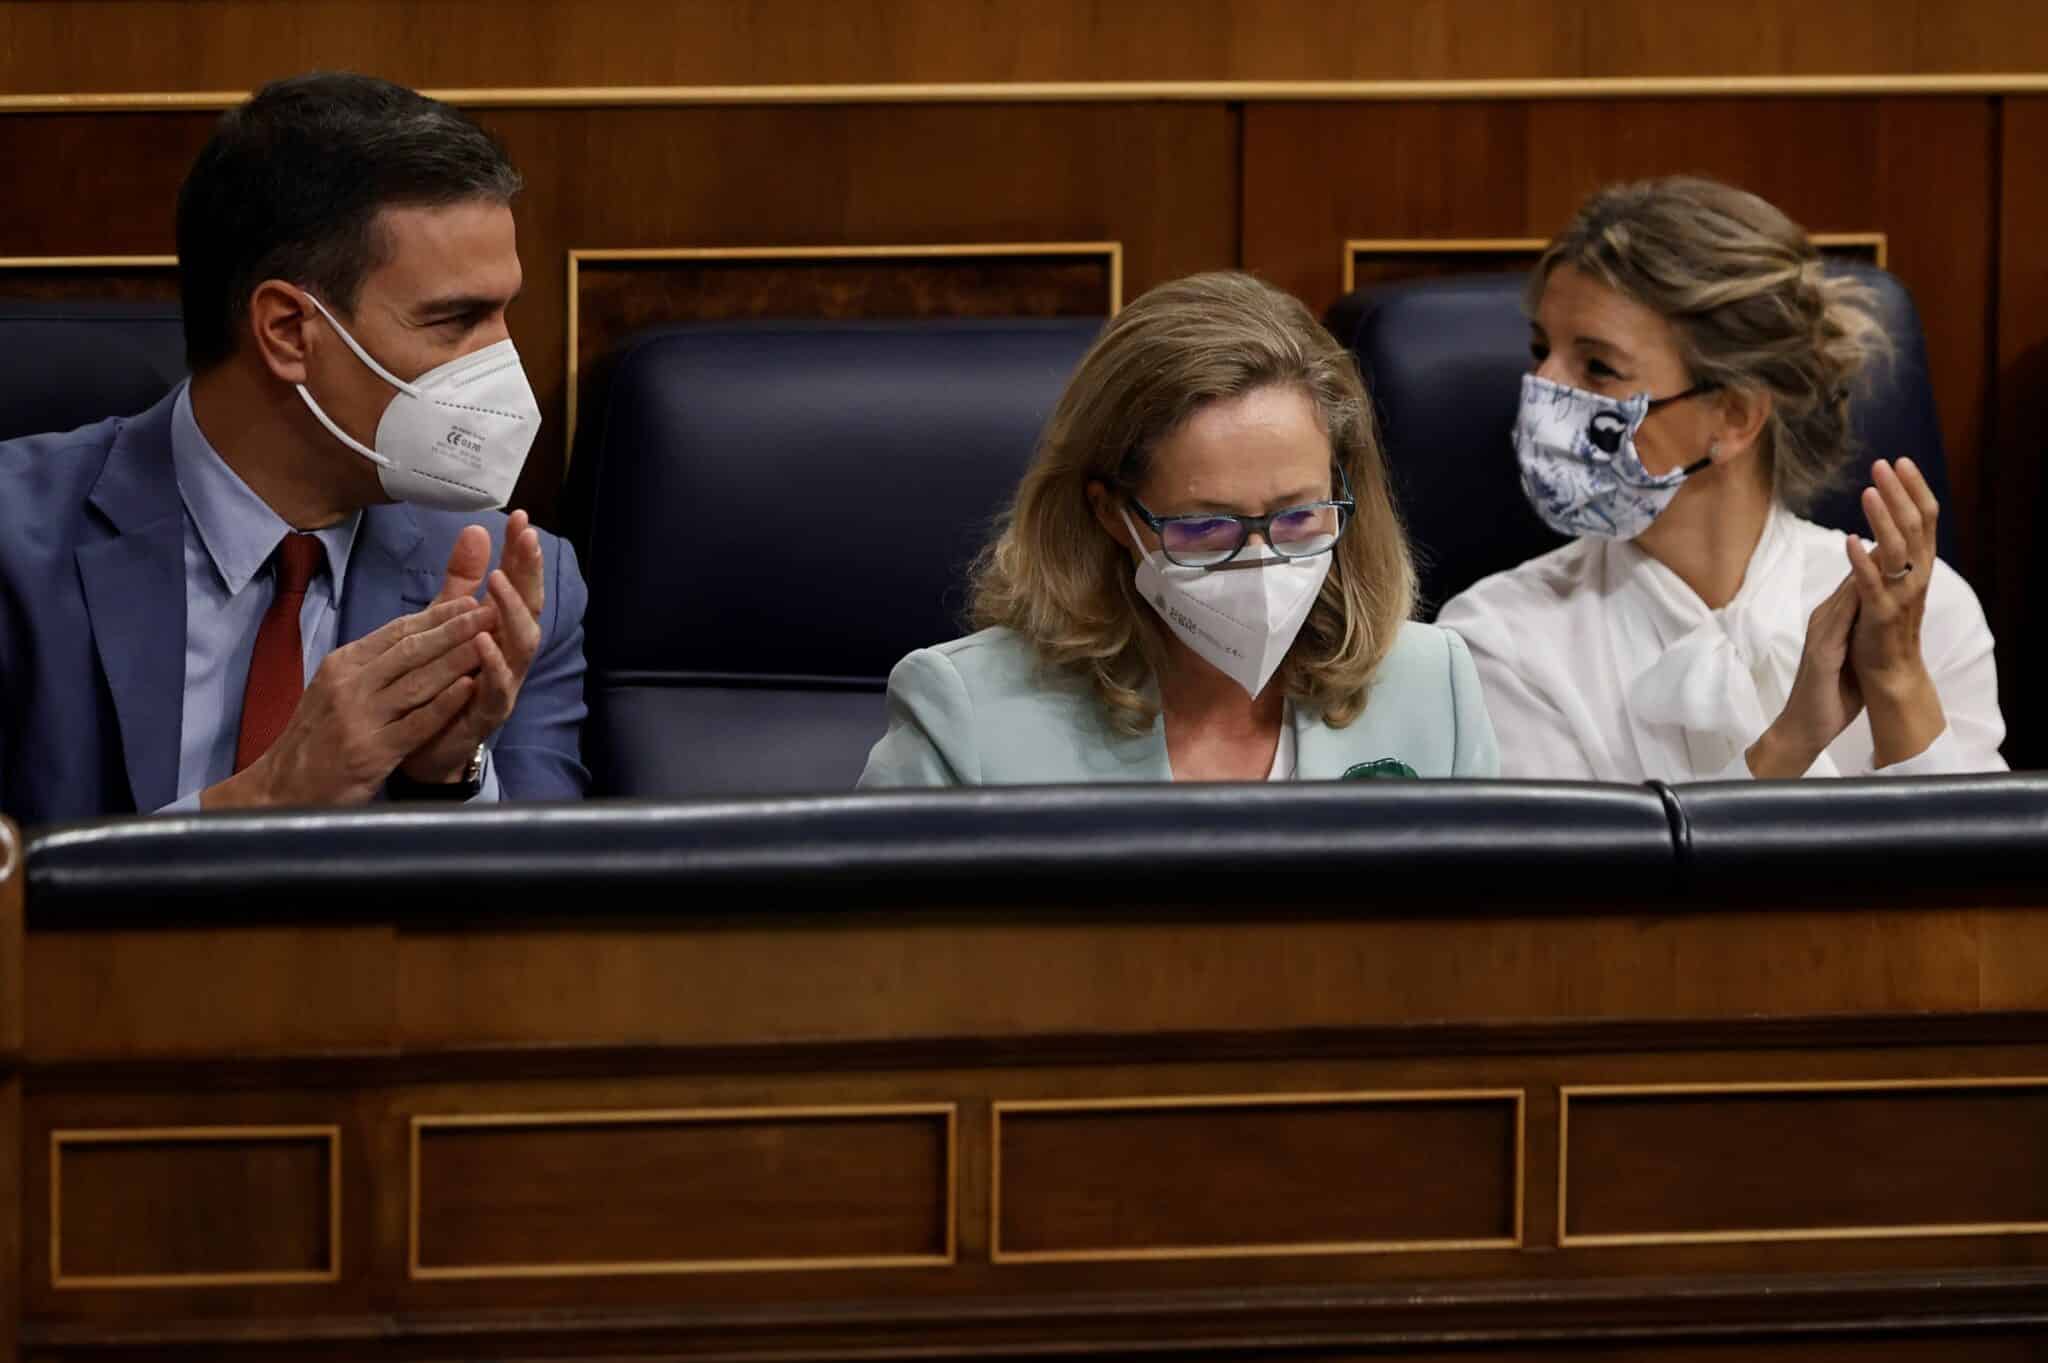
[{"x1": 1438, "y1": 177, "x2": 2004, "y2": 781}]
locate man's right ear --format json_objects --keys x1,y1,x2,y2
[
  {"x1": 1086, "y1": 478, "x2": 1134, "y2": 548},
  {"x1": 246, "y1": 280, "x2": 314, "y2": 385}
]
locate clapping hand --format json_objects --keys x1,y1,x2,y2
[
  {"x1": 1842, "y1": 458, "x2": 1945, "y2": 766},
  {"x1": 397, "y1": 509, "x2": 548, "y2": 785}
]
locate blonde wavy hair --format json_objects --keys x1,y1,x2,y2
[
  {"x1": 1531, "y1": 176, "x2": 1891, "y2": 509},
  {"x1": 970, "y1": 271, "x2": 1416, "y2": 735}
]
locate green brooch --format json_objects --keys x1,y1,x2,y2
[{"x1": 1341, "y1": 758, "x2": 1419, "y2": 780}]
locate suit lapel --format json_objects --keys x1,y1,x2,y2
[
  {"x1": 1087, "y1": 720, "x2": 1172, "y2": 781},
  {"x1": 338, "y1": 504, "x2": 433, "y2": 645},
  {"x1": 77, "y1": 396, "x2": 189, "y2": 811},
  {"x1": 1078, "y1": 677, "x2": 1172, "y2": 781},
  {"x1": 1291, "y1": 702, "x2": 1346, "y2": 780}
]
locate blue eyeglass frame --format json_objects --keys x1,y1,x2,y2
[{"x1": 1124, "y1": 465, "x2": 1357, "y2": 568}]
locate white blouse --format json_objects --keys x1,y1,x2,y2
[{"x1": 1437, "y1": 507, "x2": 2007, "y2": 782}]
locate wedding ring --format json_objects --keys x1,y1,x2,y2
[{"x1": 1885, "y1": 562, "x2": 1914, "y2": 582}]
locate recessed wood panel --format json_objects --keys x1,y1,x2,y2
[
  {"x1": 411, "y1": 1104, "x2": 954, "y2": 1278},
  {"x1": 1561, "y1": 1079, "x2": 2048, "y2": 1246},
  {"x1": 51, "y1": 1126, "x2": 339, "y2": 1288},
  {"x1": 567, "y1": 242, "x2": 1118, "y2": 444},
  {"x1": 994, "y1": 1091, "x2": 1521, "y2": 1261}
]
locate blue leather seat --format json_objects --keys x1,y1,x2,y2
[
  {"x1": 567, "y1": 318, "x2": 1101, "y2": 797},
  {"x1": 1325, "y1": 263, "x2": 1957, "y2": 618},
  {"x1": 0, "y1": 299, "x2": 185, "y2": 442}
]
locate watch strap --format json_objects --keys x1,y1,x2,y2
[{"x1": 386, "y1": 744, "x2": 486, "y2": 801}]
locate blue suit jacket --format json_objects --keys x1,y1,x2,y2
[{"x1": 0, "y1": 392, "x2": 589, "y2": 827}]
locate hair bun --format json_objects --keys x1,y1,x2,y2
[{"x1": 1534, "y1": 176, "x2": 1890, "y2": 512}]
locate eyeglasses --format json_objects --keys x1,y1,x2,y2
[{"x1": 1124, "y1": 467, "x2": 1355, "y2": 568}]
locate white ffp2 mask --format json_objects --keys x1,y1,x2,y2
[
  {"x1": 1122, "y1": 509, "x2": 1331, "y2": 701},
  {"x1": 295, "y1": 293, "x2": 541, "y2": 512}
]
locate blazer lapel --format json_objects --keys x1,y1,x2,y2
[
  {"x1": 1078, "y1": 678, "x2": 1172, "y2": 782},
  {"x1": 1293, "y1": 704, "x2": 1421, "y2": 781},
  {"x1": 76, "y1": 395, "x2": 189, "y2": 812},
  {"x1": 1292, "y1": 703, "x2": 1349, "y2": 781},
  {"x1": 1089, "y1": 720, "x2": 1172, "y2": 782},
  {"x1": 338, "y1": 503, "x2": 434, "y2": 645}
]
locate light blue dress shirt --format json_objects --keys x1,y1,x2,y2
[{"x1": 162, "y1": 383, "x2": 497, "y2": 809}]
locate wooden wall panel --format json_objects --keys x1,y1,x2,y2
[
  {"x1": 24, "y1": 926, "x2": 398, "y2": 1062},
  {"x1": 0, "y1": 115, "x2": 208, "y2": 254},
  {"x1": 370, "y1": 904, "x2": 2048, "y2": 1060},
  {"x1": 0, "y1": 104, "x2": 1234, "y2": 523},
  {"x1": 17, "y1": 1046, "x2": 2048, "y2": 1356},
  {"x1": 410, "y1": 1106, "x2": 953, "y2": 1277},
  {"x1": 1242, "y1": 97, "x2": 1999, "y2": 582},
  {"x1": 17, "y1": 864, "x2": 2048, "y2": 1349},
  {"x1": 3, "y1": 0, "x2": 2047, "y2": 94},
  {"x1": 994, "y1": 1092, "x2": 1520, "y2": 1261},
  {"x1": 49, "y1": 1128, "x2": 338, "y2": 1287},
  {"x1": 1562, "y1": 1081, "x2": 2048, "y2": 1245},
  {"x1": 510, "y1": 102, "x2": 1229, "y2": 512},
  {"x1": 568, "y1": 243, "x2": 1119, "y2": 446}
]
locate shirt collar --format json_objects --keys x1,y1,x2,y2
[{"x1": 170, "y1": 381, "x2": 360, "y2": 598}]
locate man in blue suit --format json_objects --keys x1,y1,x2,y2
[{"x1": 0, "y1": 74, "x2": 588, "y2": 827}]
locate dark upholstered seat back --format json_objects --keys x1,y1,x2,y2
[
  {"x1": 28, "y1": 774, "x2": 2048, "y2": 918},
  {"x1": 1325, "y1": 263, "x2": 1956, "y2": 618},
  {"x1": 0, "y1": 299, "x2": 185, "y2": 442},
  {"x1": 571, "y1": 318, "x2": 1101, "y2": 797}
]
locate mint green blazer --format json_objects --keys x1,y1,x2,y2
[{"x1": 857, "y1": 622, "x2": 1499, "y2": 787}]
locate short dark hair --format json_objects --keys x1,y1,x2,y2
[{"x1": 176, "y1": 72, "x2": 522, "y2": 372}]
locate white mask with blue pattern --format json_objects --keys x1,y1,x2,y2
[{"x1": 1513, "y1": 373, "x2": 1715, "y2": 540}]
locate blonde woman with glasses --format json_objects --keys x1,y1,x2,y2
[
  {"x1": 858, "y1": 272, "x2": 1498, "y2": 786},
  {"x1": 1438, "y1": 177, "x2": 2005, "y2": 781}
]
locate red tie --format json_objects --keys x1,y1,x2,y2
[{"x1": 234, "y1": 533, "x2": 324, "y2": 773}]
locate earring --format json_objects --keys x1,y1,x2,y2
[{"x1": 1707, "y1": 439, "x2": 1721, "y2": 461}]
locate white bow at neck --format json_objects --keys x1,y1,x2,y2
[{"x1": 1611, "y1": 505, "x2": 1840, "y2": 780}]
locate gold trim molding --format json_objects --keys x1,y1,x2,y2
[
  {"x1": 1341, "y1": 233, "x2": 1888, "y2": 293},
  {"x1": 51, "y1": 1125, "x2": 342, "y2": 1290},
  {"x1": 0, "y1": 255, "x2": 178, "y2": 270},
  {"x1": 1559, "y1": 1077, "x2": 2048, "y2": 1249},
  {"x1": 409, "y1": 1103, "x2": 957, "y2": 1280},
  {"x1": 564, "y1": 240, "x2": 1122, "y2": 455},
  {"x1": 5, "y1": 74, "x2": 2048, "y2": 114},
  {"x1": 991, "y1": 1088, "x2": 1524, "y2": 1264}
]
